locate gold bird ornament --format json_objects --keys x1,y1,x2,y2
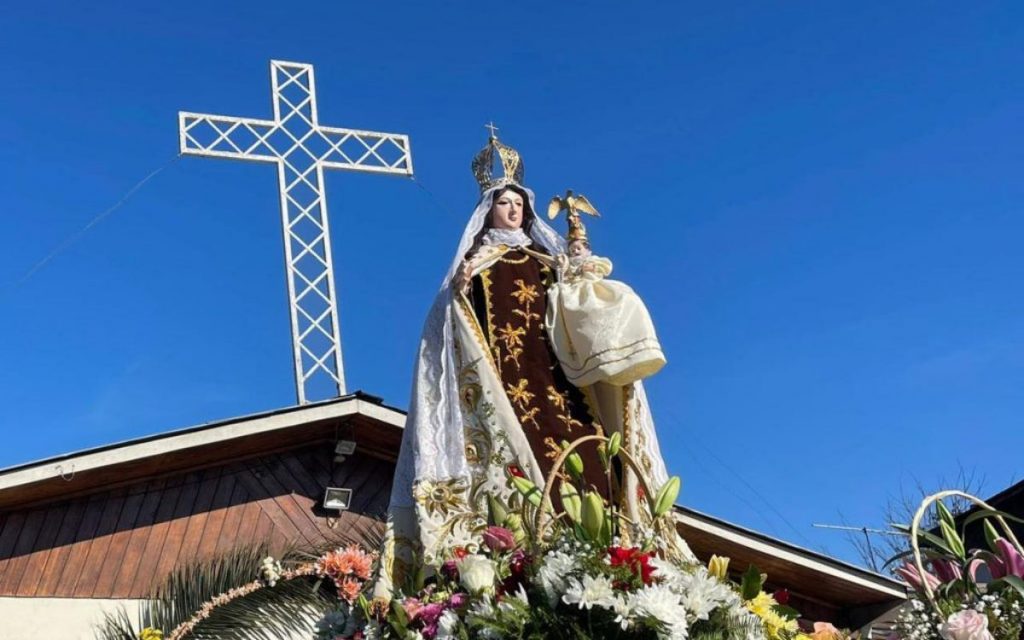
[{"x1": 547, "y1": 190, "x2": 600, "y2": 245}]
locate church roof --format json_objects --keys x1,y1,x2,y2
[{"x1": 0, "y1": 391, "x2": 404, "y2": 511}]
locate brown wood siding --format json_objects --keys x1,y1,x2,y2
[{"x1": 0, "y1": 444, "x2": 392, "y2": 598}]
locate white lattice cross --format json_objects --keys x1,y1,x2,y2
[{"x1": 179, "y1": 60, "x2": 413, "y2": 404}]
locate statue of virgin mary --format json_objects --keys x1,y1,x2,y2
[{"x1": 375, "y1": 132, "x2": 691, "y2": 597}]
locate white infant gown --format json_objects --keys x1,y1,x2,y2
[{"x1": 545, "y1": 254, "x2": 666, "y2": 387}]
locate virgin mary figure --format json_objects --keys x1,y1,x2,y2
[{"x1": 375, "y1": 132, "x2": 691, "y2": 597}]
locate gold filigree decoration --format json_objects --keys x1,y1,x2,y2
[
  {"x1": 510, "y1": 279, "x2": 539, "y2": 305},
  {"x1": 506, "y1": 378, "x2": 535, "y2": 411},
  {"x1": 495, "y1": 322, "x2": 527, "y2": 369},
  {"x1": 497, "y1": 253, "x2": 530, "y2": 265},
  {"x1": 546, "y1": 385, "x2": 584, "y2": 433},
  {"x1": 510, "y1": 279, "x2": 541, "y2": 329},
  {"x1": 414, "y1": 479, "x2": 469, "y2": 518},
  {"x1": 543, "y1": 437, "x2": 562, "y2": 460},
  {"x1": 520, "y1": 407, "x2": 541, "y2": 430}
]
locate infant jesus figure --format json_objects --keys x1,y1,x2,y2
[{"x1": 545, "y1": 215, "x2": 666, "y2": 388}]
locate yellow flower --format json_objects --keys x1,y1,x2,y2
[
  {"x1": 708, "y1": 554, "x2": 730, "y2": 581},
  {"x1": 140, "y1": 629, "x2": 164, "y2": 640},
  {"x1": 747, "y1": 593, "x2": 798, "y2": 640}
]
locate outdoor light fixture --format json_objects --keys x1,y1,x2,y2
[
  {"x1": 322, "y1": 487, "x2": 353, "y2": 511},
  {"x1": 334, "y1": 439, "x2": 357, "y2": 463}
]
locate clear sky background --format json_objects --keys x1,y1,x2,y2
[{"x1": 1, "y1": 2, "x2": 1022, "y2": 568}]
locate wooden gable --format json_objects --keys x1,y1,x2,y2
[{"x1": 0, "y1": 394, "x2": 400, "y2": 598}]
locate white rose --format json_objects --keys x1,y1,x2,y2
[
  {"x1": 457, "y1": 554, "x2": 496, "y2": 594},
  {"x1": 940, "y1": 610, "x2": 994, "y2": 640}
]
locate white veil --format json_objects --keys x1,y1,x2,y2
[{"x1": 389, "y1": 183, "x2": 567, "y2": 508}]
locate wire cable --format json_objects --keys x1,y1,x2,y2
[{"x1": 4, "y1": 154, "x2": 181, "y2": 293}]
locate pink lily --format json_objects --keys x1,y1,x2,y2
[
  {"x1": 895, "y1": 561, "x2": 942, "y2": 593},
  {"x1": 966, "y1": 558, "x2": 987, "y2": 583},
  {"x1": 930, "y1": 558, "x2": 962, "y2": 583},
  {"x1": 991, "y1": 538, "x2": 1024, "y2": 579}
]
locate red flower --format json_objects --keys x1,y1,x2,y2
[
  {"x1": 452, "y1": 546, "x2": 469, "y2": 559},
  {"x1": 608, "y1": 546, "x2": 656, "y2": 585},
  {"x1": 507, "y1": 464, "x2": 525, "y2": 478},
  {"x1": 773, "y1": 588, "x2": 790, "y2": 606}
]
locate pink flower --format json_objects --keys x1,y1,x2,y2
[
  {"x1": 895, "y1": 562, "x2": 941, "y2": 593},
  {"x1": 482, "y1": 526, "x2": 516, "y2": 552},
  {"x1": 416, "y1": 602, "x2": 446, "y2": 638},
  {"x1": 440, "y1": 559, "x2": 459, "y2": 582},
  {"x1": 338, "y1": 577, "x2": 363, "y2": 603},
  {"x1": 448, "y1": 592, "x2": 468, "y2": 609},
  {"x1": 931, "y1": 558, "x2": 962, "y2": 583},
  {"x1": 966, "y1": 558, "x2": 987, "y2": 583},
  {"x1": 402, "y1": 596, "x2": 424, "y2": 620},
  {"x1": 994, "y1": 538, "x2": 1024, "y2": 579},
  {"x1": 939, "y1": 610, "x2": 994, "y2": 640}
]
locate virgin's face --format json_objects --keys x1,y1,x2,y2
[{"x1": 490, "y1": 189, "x2": 525, "y2": 230}]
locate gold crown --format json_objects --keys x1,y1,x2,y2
[{"x1": 472, "y1": 126, "x2": 524, "y2": 192}]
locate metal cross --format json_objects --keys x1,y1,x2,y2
[
  {"x1": 485, "y1": 122, "x2": 500, "y2": 139},
  {"x1": 179, "y1": 60, "x2": 413, "y2": 404}
]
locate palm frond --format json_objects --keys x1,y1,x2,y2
[
  {"x1": 93, "y1": 542, "x2": 325, "y2": 640},
  {"x1": 94, "y1": 607, "x2": 139, "y2": 640},
  {"x1": 94, "y1": 514, "x2": 386, "y2": 640}
]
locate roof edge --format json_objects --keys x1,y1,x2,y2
[{"x1": 0, "y1": 392, "x2": 406, "y2": 493}]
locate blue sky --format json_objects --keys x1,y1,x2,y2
[{"x1": 1, "y1": 2, "x2": 1022, "y2": 567}]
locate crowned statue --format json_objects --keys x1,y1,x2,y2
[{"x1": 375, "y1": 129, "x2": 692, "y2": 599}]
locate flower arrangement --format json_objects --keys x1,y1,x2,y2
[
  {"x1": 313, "y1": 433, "x2": 826, "y2": 640},
  {"x1": 888, "y1": 490, "x2": 1024, "y2": 640}
]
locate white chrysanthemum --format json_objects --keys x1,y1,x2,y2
[
  {"x1": 536, "y1": 549, "x2": 577, "y2": 606},
  {"x1": 466, "y1": 595, "x2": 495, "y2": 623},
  {"x1": 613, "y1": 595, "x2": 634, "y2": 630},
  {"x1": 562, "y1": 574, "x2": 618, "y2": 610},
  {"x1": 630, "y1": 583, "x2": 689, "y2": 640},
  {"x1": 675, "y1": 567, "x2": 738, "y2": 620},
  {"x1": 436, "y1": 609, "x2": 461, "y2": 640},
  {"x1": 650, "y1": 556, "x2": 688, "y2": 589}
]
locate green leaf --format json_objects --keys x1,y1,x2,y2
[
  {"x1": 914, "y1": 527, "x2": 957, "y2": 558},
  {"x1": 992, "y1": 575, "x2": 1024, "y2": 599},
  {"x1": 741, "y1": 565, "x2": 764, "y2": 601},
  {"x1": 883, "y1": 547, "x2": 942, "y2": 569},
  {"x1": 772, "y1": 604, "x2": 801, "y2": 620},
  {"x1": 959, "y1": 508, "x2": 1024, "y2": 540},
  {"x1": 391, "y1": 598, "x2": 409, "y2": 632}
]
